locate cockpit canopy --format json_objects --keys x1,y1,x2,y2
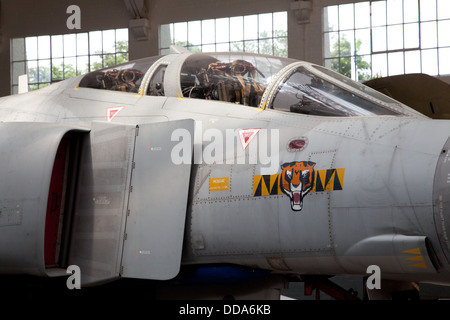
[
  {"x1": 178, "y1": 53, "x2": 294, "y2": 107},
  {"x1": 78, "y1": 56, "x2": 160, "y2": 93},
  {"x1": 78, "y1": 52, "x2": 422, "y2": 118}
]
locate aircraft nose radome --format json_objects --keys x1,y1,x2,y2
[{"x1": 433, "y1": 137, "x2": 450, "y2": 265}]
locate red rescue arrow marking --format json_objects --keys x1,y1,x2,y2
[
  {"x1": 107, "y1": 106, "x2": 124, "y2": 122},
  {"x1": 238, "y1": 128, "x2": 260, "y2": 150}
]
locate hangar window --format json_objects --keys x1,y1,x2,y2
[
  {"x1": 11, "y1": 28, "x2": 128, "y2": 94},
  {"x1": 324, "y1": 0, "x2": 450, "y2": 81},
  {"x1": 159, "y1": 12, "x2": 287, "y2": 57}
]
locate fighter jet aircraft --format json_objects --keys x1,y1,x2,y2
[{"x1": 1, "y1": 48, "x2": 450, "y2": 300}]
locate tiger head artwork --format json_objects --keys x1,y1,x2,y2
[{"x1": 280, "y1": 161, "x2": 316, "y2": 211}]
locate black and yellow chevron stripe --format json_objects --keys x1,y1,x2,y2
[{"x1": 253, "y1": 168, "x2": 345, "y2": 197}]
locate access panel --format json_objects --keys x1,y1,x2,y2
[
  {"x1": 68, "y1": 122, "x2": 136, "y2": 285},
  {"x1": 121, "y1": 119, "x2": 194, "y2": 280}
]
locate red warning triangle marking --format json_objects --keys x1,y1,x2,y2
[
  {"x1": 107, "y1": 106, "x2": 124, "y2": 122},
  {"x1": 238, "y1": 128, "x2": 260, "y2": 150}
]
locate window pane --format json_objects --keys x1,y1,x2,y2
[
  {"x1": 38, "y1": 36, "x2": 50, "y2": 59},
  {"x1": 355, "y1": 29, "x2": 370, "y2": 55},
  {"x1": 26, "y1": 37, "x2": 38, "y2": 60},
  {"x1": 439, "y1": 47, "x2": 450, "y2": 74},
  {"x1": 438, "y1": 0, "x2": 450, "y2": 20},
  {"x1": 38, "y1": 59, "x2": 51, "y2": 82},
  {"x1": 324, "y1": 58, "x2": 332, "y2": 70},
  {"x1": 372, "y1": 53, "x2": 388, "y2": 77},
  {"x1": 420, "y1": 0, "x2": 436, "y2": 21},
  {"x1": 404, "y1": 50, "x2": 421, "y2": 73},
  {"x1": 27, "y1": 60, "x2": 38, "y2": 83},
  {"x1": 230, "y1": 16, "x2": 244, "y2": 41},
  {"x1": 116, "y1": 28, "x2": 128, "y2": 43},
  {"x1": 202, "y1": 44, "x2": 215, "y2": 52},
  {"x1": 77, "y1": 56, "x2": 89, "y2": 75},
  {"x1": 438, "y1": 20, "x2": 450, "y2": 47},
  {"x1": 356, "y1": 55, "x2": 372, "y2": 81},
  {"x1": 202, "y1": 19, "x2": 215, "y2": 44},
  {"x1": 372, "y1": 26, "x2": 387, "y2": 52},
  {"x1": 230, "y1": 41, "x2": 243, "y2": 52},
  {"x1": 355, "y1": 2, "x2": 370, "y2": 29},
  {"x1": 188, "y1": 21, "x2": 202, "y2": 45},
  {"x1": 174, "y1": 22, "x2": 187, "y2": 45},
  {"x1": 339, "y1": 57, "x2": 352, "y2": 77},
  {"x1": 52, "y1": 58, "x2": 64, "y2": 81},
  {"x1": 244, "y1": 15, "x2": 258, "y2": 40},
  {"x1": 259, "y1": 38, "x2": 273, "y2": 55},
  {"x1": 388, "y1": 52, "x2": 404, "y2": 75},
  {"x1": 64, "y1": 57, "x2": 77, "y2": 78},
  {"x1": 339, "y1": 3, "x2": 354, "y2": 30},
  {"x1": 64, "y1": 34, "x2": 76, "y2": 57},
  {"x1": 187, "y1": 45, "x2": 201, "y2": 52},
  {"x1": 387, "y1": 0, "x2": 403, "y2": 25},
  {"x1": 325, "y1": 58, "x2": 340, "y2": 73},
  {"x1": 404, "y1": 0, "x2": 419, "y2": 23},
  {"x1": 340, "y1": 30, "x2": 354, "y2": 56},
  {"x1": 421, "y1": 49, "x2": 438, "y2": 75},
  {"x1": 259, "y1": 13, "x2": 273, "y2": 38},
  {"x1": 90, "y1": 54, "x2": 102, "y2": 70},
  {"x1": 421, "y1": 21, "x2": 437, "y2": 49},
  {"x1": 273, "y1": 37, "x2": 287, "y2": 57},
  {"x1": 273, "y1": 11, "x2": 287, "y2": 36},
  {"x1": 404, "y1": 23, "x2": 419, "y2": 48},
  {"x1": 388, "y1": 24, "x2": 403, "y2": 50},
  {"x1": 324, "y1": 32, "x2": 339, "y2": 58},
  {"x1": 244, "y1": 40, "x2": 258, "y2": 53},
  {"x1": 216, "y1": 43, "x2": 229, "y2": 52},
  {"x1": 216, "y1": 18, "x2": 230, "y2": 43},
  {"x1": 90, "y1": 31, "x2": 102, "y2": 55},
  {"x1": 324, "y1": 5, "x2": 338, "y2": 32},
  {"x1": 52, "y1": 35, "x2": 63, "y2": 58},
  {"x1": 77, "y1": 33, "x2": 88, "y2": 56},
  {"x1": 103, "y1": 29, "x2": 116, "y2": 54},
  {"x1": 372, "y1": 1, "x2": 387, "y2": 27}
]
